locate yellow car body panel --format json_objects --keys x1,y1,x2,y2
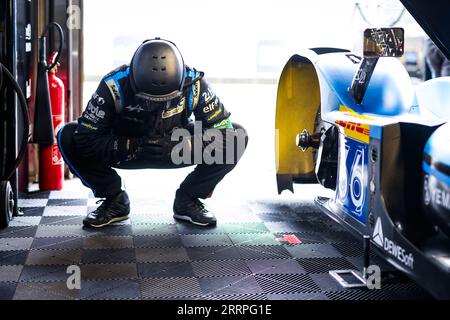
[{"x1": 275, "y1": 55, "x2": 321, "y2": 193}]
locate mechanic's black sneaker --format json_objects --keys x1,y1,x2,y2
[
  {"x1": 173, "y1": 190, "x2": 217, "y2": 227},
  {"x1": 83, "y1": 191, "x2": 130, "y2": 228}
]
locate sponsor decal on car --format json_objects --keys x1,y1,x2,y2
[
  {"x1": 337, "y1": 137, "x2": 368, "y2": 224},
  {"x1": 336, "y1": 120, "x2": 371, "y2": 144},
  {"x1": 336, "y1": 105, "x2": 373, "y2": 144},
  {"x1": 424, "y1": 174, "x2": 450, "y2": 210},
  {"x1": 372, "y1": 218, "x2": 415, "y2": 270}
]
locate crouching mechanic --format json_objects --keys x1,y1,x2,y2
[{"x1": 58, "y1": 38, "x2": 248, "y2": 228}]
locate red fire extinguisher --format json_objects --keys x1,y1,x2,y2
[{"x1": 39, "y1": 51, "x2": 65, "y2": 191}]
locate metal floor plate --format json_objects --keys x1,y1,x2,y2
[{"x1": 0, "y1": 179, "x2": 432, "y2": 300}]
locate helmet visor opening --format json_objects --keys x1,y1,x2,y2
[
  {"x1": 135, "y1": 90, "x2": 182, "y2": 103},
  {"x1": 135, "y1": 91, "x2": 182, "y2": 112}
]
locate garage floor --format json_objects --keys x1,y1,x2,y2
[
  {"x1": 0, "y1": 177, "x2": 431, "y2": 300},
  {"x1": 0, "y1": 83, "x2": 432, "y2": 300}
]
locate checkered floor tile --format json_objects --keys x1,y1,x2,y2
[{"x1": 0, "y1": 179, "x2": 430, "y2": 300}]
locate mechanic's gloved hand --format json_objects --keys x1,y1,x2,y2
[
  {"x1": 111, "y1": 135, "x2": 167, "y2": 163},
  {"x1": 112, "y1": 136, "x2": 142, "y2": 163},
  {"x1": 138, "y1": 137, "x2": 168, "y2": 162}
]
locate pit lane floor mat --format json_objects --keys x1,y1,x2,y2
[{"x1": 0, "y1": 181, "x2": 431, "y2": 300}]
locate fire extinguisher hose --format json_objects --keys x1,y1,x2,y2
[
  {"x1": 0, "y1": 63, "x2": 30, "y2": 180},
  {"x1": 40, "y1": 22, "x2": 64, "y2": 71}
]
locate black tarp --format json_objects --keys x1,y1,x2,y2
[{"x1": 401, "y1": 0, "x2": 450, "y2": 59}]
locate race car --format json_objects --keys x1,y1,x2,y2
[{"x1": 275, "y1": 2, "x2": 450, "y2": 299}]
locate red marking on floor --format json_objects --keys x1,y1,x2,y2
[{"x1": 277, "y1": 234, "x2": 302, "y2": 245}]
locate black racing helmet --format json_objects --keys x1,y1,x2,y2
[{"x1": 129, "y1": 38, "x2": 185, "y2": 109}]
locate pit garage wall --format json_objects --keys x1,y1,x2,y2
[
  {"x1": 15, "y1": 0, "x2": 83, "y2": 192},
  {"x1": 47, "y1": 0, "x2": 84, "y2": 123},
  {"x1": 0, "y1": 0, "x2": 37, "y2": 194}
]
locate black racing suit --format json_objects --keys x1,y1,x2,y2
[{"x1": 58, "y1": 65, "x2": 248, "y2": 198}]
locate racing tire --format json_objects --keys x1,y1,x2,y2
[{"x1": 0, "y1": 181, "x2": 14, "y2": 229}]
